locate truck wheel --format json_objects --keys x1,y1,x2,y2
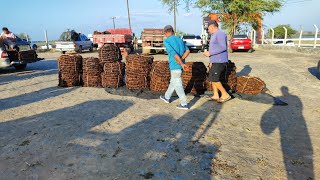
[
  {"x1": 89, "y1": 46, "x2": 93, "y2": 52},
  {"x1": 78, "y1": 46, "x2": 83, "y2": 54},
  {"x1": 14, "y1": 64, "x2": 27, "y2": 70},
  {"x1": 62, "y1": 51, "x2": 66, "y2": 54},
  {"x1": 317, "y1": 60, "x2": 320, "y2": 72}
]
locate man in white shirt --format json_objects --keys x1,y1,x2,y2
[{"x1": 1, "y1": 27, "x2": 17, "y2": 48}]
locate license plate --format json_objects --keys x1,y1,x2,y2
[{"x1": 238, "y1": 46, "x2": 244, "y2": 49}]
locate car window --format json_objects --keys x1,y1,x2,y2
[{"x1": 233, "y1": 35, "x2": 248, "y2": 38}]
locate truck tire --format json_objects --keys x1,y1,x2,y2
[
  {"x1": 89, "y1": 46, "x2": 93, "y2": 52},
  {"x1": 62, "y1": 51, "x2": 66, "y2": 54},
  {"x1": 14, "y1": 64, "x2": 27, "y2": 70},
  {"x1": 317, "y1": 60, "x2": 320, "y2": 72}
]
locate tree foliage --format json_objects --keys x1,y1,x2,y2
[
  {"x1": 16, "y1": 33, "x2": 31, "y2": 40},
  {"x1": 194, "y1": 0, "x2": 283, "y2": 38},
  {"x1": 268, "y1": 24, "x2": 297, "y2": 39},
  {"x1": 160, "y1": 0, "x2": 283, "y2": 38}
]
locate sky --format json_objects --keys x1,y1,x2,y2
[{"x1": 2, "y1": 0, "x2": 319, "y2": 41}]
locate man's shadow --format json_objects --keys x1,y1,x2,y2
[
  {"x1": 237, "y1": 65, "x2": 252, "y2": 76},
  {"x1": 260, "y1": 86, "x2": 314, "y2": 179}
]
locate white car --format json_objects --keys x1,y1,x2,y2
[
  {"x1": 182, "y1": 35, "x2": 203, "y2": 52},
  {"x1": 274, "y1": 40, "x2": 295, "y2": 46},
  {"x1": 55, "y1": 31, "x2": 93, "y2": 54}
]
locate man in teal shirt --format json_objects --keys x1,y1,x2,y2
[{"x1": 160, "y1": 25, "x2": 190, "y2": 110}]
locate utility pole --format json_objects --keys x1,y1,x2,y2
[
  {"x1": 126, "y1": 0, "x2": 131, "y2": 30},
  {"x1": 174, "y1": 0, "x2": 177, "y2": 34},
  {"x1": 44, "y1": 30, "x2": 49, "y2": 50},
  {"x1": 111, "y1": 17, "x2": 116, "y2": 29}
]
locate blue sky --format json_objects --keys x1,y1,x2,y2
[{"x1": 2, "y1": 0, "x2": 319, "y2": 41}]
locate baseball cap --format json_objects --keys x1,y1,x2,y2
[
  {"x1": 208, "y1": 20, "x2": 219, "y2": 27},
  {"x1": 163, "y1": 25, "x2": 174, "y2": 32}
]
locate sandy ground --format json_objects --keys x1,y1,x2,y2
[{"x1": 0, "y1": 49, "x2": 319, "y2": 180}]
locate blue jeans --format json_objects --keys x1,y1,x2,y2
[{"x1": 165, "y1": 69, "x2": 187, "y2": 106}]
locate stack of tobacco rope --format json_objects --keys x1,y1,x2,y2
[
  {"x1": 101, "y1": 61, "x2": 125, "y2": 88},
  {"x1": 182, "y1": 62, "x2": 207, "y2": 94},
  {"x1": 98, "y1": 44, "x2": 122, "y2": 65},
  {"x1": 150, "y1": 61, "x2": 171, "y2": 92},
  {"x1": 83, "y1": 57, "x2": 102, "y2": 87},
  {"x1": 235, "y1": 76, "x2": 266, "y2": 95},
  {"x1": 220, "y1": 60, "x2": 237, "y2": 92},
  {"x1": 58, "y1": 55, "x2": 83, "y2": 87},
  {"x1": 126, "y1": 54, "x2": 154, "y2": 90},
  {"x1": 18, "y1": 50, "x2": 38, "y2": 61}
]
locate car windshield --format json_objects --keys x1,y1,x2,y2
[{"x1": 233, "y1": 35, "x2": 248, "y2": 39}]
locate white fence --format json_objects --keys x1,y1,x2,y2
[{"x1": 249, "y1": 24, "x2": 319, "y2": 48}]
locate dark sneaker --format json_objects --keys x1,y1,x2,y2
[
  {"x1": 160, "y1": 95, "x2": 170, "y2": 103},
  {"x1": 176, "y1": 104, "x2": 189, "y2": 110}
]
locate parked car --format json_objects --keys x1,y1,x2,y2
[
  {"x1": 274, "y1": 40, "x2": 295, "y2": 46},
  {"x1": 230, "y1": 34, "x2": 253, "y2": 53},
  {"x1": 182, "y1": 35, "x2": 203, "y2": 52},
  {"x1": 55, "y1": 30, "x2": 93, "y2": 54},
  {"x1": 0, "y1": 43, "x2": 42, "y2": 70}
]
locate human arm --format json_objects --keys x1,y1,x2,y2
[{"x1": 164, "y1": 40, "x2": 188, "y2": 71}]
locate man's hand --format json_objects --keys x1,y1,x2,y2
[
  {"x1": 181, "y1": 64, "x2": 189, "y2": 71},
  {"x1": 203, "y1": 51, "x2": 210, "y2": 57}
]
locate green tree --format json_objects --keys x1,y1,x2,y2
[
  {"x1": 16, "y1": 33, "x2": 31, "y2": 41},
  {"x1": 268, "y1": 24, "x2": 298, "y2": 38},
  {"x1": 195, "y1": 0, "x2": 283, "y2": 38},
  {"x1": 160, "y1": 0, "x2": 191, "y2": 33},
  {"x1": 175, "y1": 30, "x2": 188, "y2": 36}
]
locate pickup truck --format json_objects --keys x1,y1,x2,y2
[
  {"x1": 182, "y1": 35, "x2": 203, "y2": 52},
  {"x1": 0, "y1": 42, "x2": 43, "y2": 70},
  {"x1": 55, "y1": 31, "x2": 93, "y2": 54}
]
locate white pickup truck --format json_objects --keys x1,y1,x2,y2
[
  {"x1": 55, "y1": 31, "x2": 93, "y2": 54},
  {"x1": 182, "y1": 35, "x2": 203, "y2": 52}
]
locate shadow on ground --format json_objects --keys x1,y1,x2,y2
[
  {"x1": 0, "y1": 100, "x2": 226, "y2": 179},
  {"x1": 308, "y1": 67, "x2": 320, "y2": 80},
  {"x1": 0, "y1": 60, "x2": 58, "y2": 85},
  {"x1": 261, "y1": 86, "x2": 314, "y2": 179}
]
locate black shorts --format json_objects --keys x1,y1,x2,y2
[{"x1": 208, "y1": 63, "x2": 226, "y2": 82}]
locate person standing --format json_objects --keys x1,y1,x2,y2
[
  {"x1": 203, "y1": 20, "x2": 231, "y2": 103},
  {"x1": 160, "y1": 25, "x2": 190, "y2": 110},
  {"x1": 1, "y1": 27, "x2": 17, "y2": 49}
]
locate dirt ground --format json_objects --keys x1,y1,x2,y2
[{"x1": 0, "y1": 49, "x2": 319, "y2": 180}]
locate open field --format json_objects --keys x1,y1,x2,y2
[{"x1": 0, "y1": 49, "x2": 319, "y2": 179}]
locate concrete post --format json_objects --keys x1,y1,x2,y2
[
  {"x1": 314, "y1": 24, "x2": 318, "y2": 49},
  {"x1": 262, "y1": 29, "x2": 265, "y2": 45},
  {"x1": 298, "y1": 26, "x2": 303, "y2": 48},
  {"x1": 271, "y1": 28, "x2": 274, "y2": 45},
  {"x1": 283, "y1": 26, "x2": 287, "y2": 45}
]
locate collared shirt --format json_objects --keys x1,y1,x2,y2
[
  {"x1": 209, "y1": 29, "x2": 228, "y2": 63},
  {"x1": 164, "y1": 35, "x2": 189, "y2": 70}
]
